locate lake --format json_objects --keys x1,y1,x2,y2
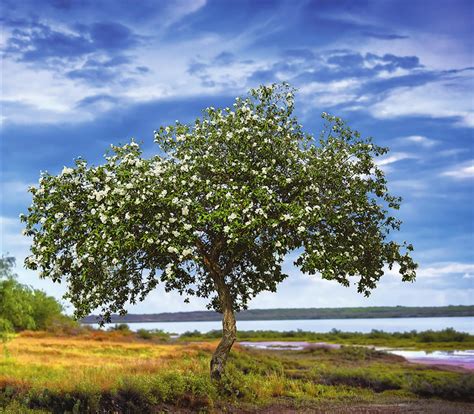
[{"x1": 90, "y1": 316, "x2": 474, "y2": 334}]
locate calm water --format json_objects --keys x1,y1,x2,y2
[
  {"x1": 387, "y1": 349, "x2": 474, "y2": 370},
  {"x1": 90, "y1": 316, "x2": 474, "y2": 334}
]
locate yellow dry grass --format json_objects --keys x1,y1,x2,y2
[{"x1": 0, "y1": 333, "x2": 217, "y2": 392}]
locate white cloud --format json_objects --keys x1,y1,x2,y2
[
  {"x1": 419, "y1": 263, "x2": 474, "y2": 278},
  {"x1": 369, "y1": 75, "x2": 474, "y2": 128},
  {"x1": 398, "y1": 135, "x2": 438, "y2": 148},
  {"x1": 1, "y1": 18, "x2": 269, "y2": 126},
  {"x1": 441, "y1": 161, "x2": 474, "y2": 179},
  {"x1": 375, "y1": 152, "x2": 417, "y2": 167},
  {"x1": 298, "y1": 78, "x2": 367, "y2": 111},
  {"x1": 165, "y1": 0, "x2": 207, "y2": 24}
]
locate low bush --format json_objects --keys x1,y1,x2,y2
[
  {"x1": 109, "y1": 324, "x2": 131, "y2": 332},
  {"x1": 136, "y1": 329, "x2": 170, "y2": 341}
]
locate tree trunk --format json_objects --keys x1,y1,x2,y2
[
  {"x1": 210, "y1": 280, "x2": 236, "y2": 381},
  {"x1": 196, "y1": 239, "x2": 237, "y2": 381}
]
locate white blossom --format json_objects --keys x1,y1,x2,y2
[
  {"x1": 182, "y1": 248, "x2": 193, "y2": 257},
  {"x1": 61, "y1": 167, "x2": 74, "y2": 175}
]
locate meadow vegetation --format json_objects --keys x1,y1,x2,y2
[
  {"x1": 0, "y1": 329, "x2": 473, "y2": 413},
  {"x1": 180, "y1": 328, "x2": 474, "y2": 350}
]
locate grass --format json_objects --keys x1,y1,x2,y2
[
  {"x1": 180, "y1": 328, "x2": 474, "y2": 350},
  {"x1": 0, "y1": 330, "x2": 473, "y2": 413}
]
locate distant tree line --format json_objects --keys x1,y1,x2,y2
[{"x1": 82, "y1": 305, "x2": 474, "y2": 324}]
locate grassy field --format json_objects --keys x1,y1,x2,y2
[{"x1": 0, "y1": 330, "x2": 473, "y2": 413}]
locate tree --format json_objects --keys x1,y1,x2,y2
[
  {"x1": 0, "y1": 256, "x2": 36, "y2": 331},
  {"x1": 22, "y1": 84, "x2": 417, "y2": 380},
  {"x1": 0, "y1": 255, "x2": 64, "y2": 331},
  {"x1": 30, "y1": 289, "x2": 64, "y2": 330}
]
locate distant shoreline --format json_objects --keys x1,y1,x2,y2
[{"x1": 81, "y1": 305, "x2": 474, "y2": 324}]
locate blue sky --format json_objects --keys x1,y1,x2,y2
[{"x1": 1, "y1": 0, "x2": 473, "y2": 313}]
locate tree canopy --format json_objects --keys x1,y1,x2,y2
[
  {"x1": 22, "y1": 83, "x2": 417, "y2": 378},
  {"x1": 0, "y1": 255, "x2": 64, "y2": 332}
]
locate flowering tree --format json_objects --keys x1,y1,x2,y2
[{"x1": 22, "y1": 84, "x2": 416, "y2": 379}]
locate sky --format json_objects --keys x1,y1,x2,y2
[{"x1": 1, "y1": 0, "x2": 473, "y2": 314}]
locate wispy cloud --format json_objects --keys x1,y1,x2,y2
[
  {"x1": 369, "y1": 72, "x2": 474, "y2": 128},
  {"x1": 418, "y1": 262, "x2": 474, "y2": 278},
  {"x1": 441, "y1": 161, "x2": 474, "y2": 179},
  {"x1": 384, "y1": 261, "x2": 474, "y2": 279},
  {"x1": 375, "y1": 152, "x2": 418, "y2": 167},
  {"x1": 398, "y1": 135, "x2": 438, "y2": 148}
]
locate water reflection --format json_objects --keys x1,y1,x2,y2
[
  {"x1": 238, "y1": 341, "x2": 340, "y2": 350},
  {"x1": 386, "y1": 349, "x2": 474, "y2": 370}
]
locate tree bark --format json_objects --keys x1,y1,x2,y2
[
  {"x1": 195, "y1": 239, "x2": 236, "y2": 381},
  {"x1": 210, "y1": 277, "x2": 236, "y2": 381}
]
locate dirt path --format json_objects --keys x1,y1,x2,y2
[{"x1": 225, "y1": 401, "x2": 474, "y2": 413}]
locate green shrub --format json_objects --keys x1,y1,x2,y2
[
  {"x1": 109, "y1": 323, "x2": 131, "y2": 332},
  {"x1": 418, "y1": 328, "x2": 470, "y2": 343},
  {"x1": 136, "y1": 329, "x2": 153, "y2": 340},
  {"x1": 407, "y1": 373, "x2": 474, "y2": 401},
  {"x1": 136, "y1": 329, "x2": 170, "y2": 341}
]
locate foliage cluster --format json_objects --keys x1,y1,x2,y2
[
  {"x1": 21, "y1": 84, "x2": 416, "y2": 322},
  {"x1": 0, "y1": 256, "x2": 71, "y2": 334}
]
